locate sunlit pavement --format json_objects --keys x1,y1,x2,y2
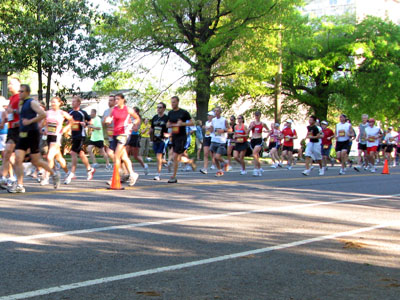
[{"x1": 0, "y1": 164, "x2": 399, "y2": 299}]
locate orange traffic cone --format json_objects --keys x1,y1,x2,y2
[
  {"x1": 108, "y1": 164, "x2": 125, "y2": 190},
  {"x1": 382, "y1": 159, "x2": 390, "y2": 175}
]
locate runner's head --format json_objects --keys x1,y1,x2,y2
[
  {"x1": 274, "y1": 123, "x2": 280, "y2": 129},
  {"x1": 115, "y1": 93, "x2": 125, "y2": 106},
  {"x1": 254, "y1": 111, "x2": 261, "y2": 121},
  {"x1": 157, "y1": 102, "x2": 166, "y2": 115},
  {"x1": 207, "y1": 111, "x2": 215, "y2": 120},
  {"x1": 339, "y1": 114, "x2": 346, "y2": 123},
  {"x1": 90, "y1": 109, "x2": 97, "y2": 118},
  {"x1": 8, "y1": 77, "x2": 20, "y2": 95},
  {"x1": 108, "y1": 95, "x2": 116, "y2": 108},
  {"x1": 237, "y1": 115, "x2": 244, "y2": 124},
  {"x1": 368, "y1": 118, "x2": 375, "y2": 127},
  {"x1": 321, "y1": 120, "x2": 328, "y2": 129},
  {"x1": 388, "y1": 126, "x2": 392, "y2": 132},
  {"x1": 286, "y1": 120, "x2": 293, "y2": 128},
  {"x1": 18, "y1": 84, "x2": 30, "y2": 100},
  {"x1": 50, "y1": 96, "x2": 62, "y2": 110},
  {"x1": 170, "y1": 96, "x2": 179, "y2": 110},
  {"x1": 362, "y1": 114, "x2": 369, "y2": 123},
  {"x1": 196, "y1": 120, "x2": 202, "y2": 126},
  {"x1": 309, "y1": 115, "x2": 317, "y2": 126},
  {"x1": 230, "y1": 115, "x2": 236, "y2": 124},
  {"x1": 214, "y1": 106, "x2": 222, "y2": 117},
  {"x1": 72, "y1": 96, "x2": 81, "y2": 109}
]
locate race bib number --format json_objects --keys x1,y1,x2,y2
[
  {"x1": 368, "y1": 136, "x2": 375, "y2": 142},
  {"x1": 47, "y1": 122, "x2": 57, "y2": 134},
  {"x1": 19, "y1": 131, "x2": 28, "y2": 138},
  {"x1": 117, "y1": 135, "x2": 127, "y2": 144},
  {"x1": 215, "y1": 128, "x2": 222, "y2": 136},
  {"x1": 361, "y1": 137, "x2": 366, "y2": 142},
  {"x1": 107, "y1": 129, "x2": 114, "y2": 137},
  {"x1": 285, "y1": 136, "x2": 291, "y2": 142},
  {"x1": 255, "y1": 127, "x2": 260, "y2": 133},
  {"x1": 72, "y1": 121, "x2": 80, "y2": 131},
  {"x1": 172, "y1": 126, "x2": 179, "y2": 134},
  {"x1": 339, "y1": 130, "x2": 345, "y2": 137},
  {"x1": 389, "y1": 137, "x2": 394, "y2": 142},
  {"x1": 154, "y1": 126, "x2": 162, "y2": 137},
  {"x1": 323, "y1": 145, "x2": 329, "y2": 149},
  {"x1": 270, "y1": 137, "x2": 275, "y2": 143},
  {"x1": 7, "y1": 113, "x2": 14, "y2": 122},
  {"x1": 236, "y1": 137, "x2": 244, "y2": 143},
  {"x1": 205, "y1": 130, "x2": 211, "y2": 136}
]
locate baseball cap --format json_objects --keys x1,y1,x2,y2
[
  {"x1": 321, "y1": 121, "x2": 328, "y2": 125},
  {"x1": 208, "y1": 111, "x2": 215, "y2": 116},
  {"x1": 274, "y1": 123, "x2": 280, "y2": 127},
  {"x1": 369, "y1": 118, "x2": 375, "y2": 122},
  {"x1": 286, "y1": 120, "x2": 293, "y2": 124}
]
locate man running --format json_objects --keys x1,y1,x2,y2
[
  {"x1": 150, "y1": 102, "x2": 169, "y2": 181},
  {"x1": 354, "y1": 114, "x2": 369, "y2": 171},
  {"x1": 200, "y1": 111, "x2": 215, "y2": 174},
  {"x1": 364, "y1": 118, "x2": 381, "y2": 173},
  {"x1": 87, "y1": 109, "x2": 110, "y2": 169},
  {"x1": 281, "y1": 120, "x2": 297, "y2": 170},
  {"x1": 64, "y1": 96, "x2": 95, "y2": 184},
  {"x1": 335, "y1": 114, "x2": 354, "y2": 175},
  {"x1": 302, "y1": 116, "x2": 324, "y2": 176},
  {"x1": 209, "y1": 106, "x2": 229, "y2": 177},
  {"x1": 7, "y1": 84, "x2": 60, "y2": 193},
  {"x1": 167, "y1": 96, "x2": 194, "y2": 183},
  {"x1": 249, "y1": 111, "x2": 269, "y2": 176},
  {"x1": 0, "y1": 78, "x2": 20, "y2": 188},
  {"x1": 320, "y1": 120, "x2": 334, "y2": 171}
]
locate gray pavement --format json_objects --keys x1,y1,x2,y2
[{"x1": 0, "y1": 163, "x2": 399, "y2": 299}]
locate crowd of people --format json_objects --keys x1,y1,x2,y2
[{"x1": 0, "y1": 77, "x2": 398, "y2": 193}]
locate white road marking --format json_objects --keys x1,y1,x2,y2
[
  {"x1": 1, "y1": 221, "x2": 398, "y2": 300},
  {"x1": 1, "y1": 193, "x2": 399, "y2": 244}
]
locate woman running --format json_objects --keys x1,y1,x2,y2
[
  {"x1": 200, "y1": 111, "x2": 215, "y2": 174},
  {"x1": 226, "y1": 115, "x2": 236, "y2": 171},
  {"x1": 248, "y1": 111, "x2": 269, "y2": 176},
  {"x1": 233, "y1": 115, "x2": 249, "y2": 175},
  {"x1": 41, "y1": 97, "x2": 72, "y2": 185},
  {"x1": 267, "y1": 123, "x2": 282, "y2": 169},
  {"x1": 105, "y1": 93, "x2": 140, "y2": 186}
]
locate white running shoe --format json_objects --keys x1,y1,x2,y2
[
  {"x1": 200, "y1": 168, "x2": 208, "y2": 174},
  {"x1": 153, "y1": 175, "x2": 161, "y2": 181},
  {"x1": 339, "y1": 168, "x2": 345, "y2": 175},
  {"x1": 319, "y1": 168, "x2": 324, "y2": 176},
  {"x1": 259, "y1": 168, "x2": 264, "y2": 173},
  {"x1": 227, "y1": 165, "x2": 233, "y2": 172},
  {"x1": 370, "y1": 167, "x2": 376, "y2": 173},
  {"x1": 287, "y1": 165, "x2": 292, "y2": 170},
  {"x1": 302, "y1": 169, "x2": 310, "y2": 176},
  {"x1": 40, "y1": 178, "x2": 49, "y2": 186},
  {"x1": 52, "y1": 171, "x2": 61, "y2": 189},
  {"x1": 7, "y1": 183, "x2": 25, "y2": 193},
  {"x1": 240, "y1": 170, "x2": 247, "y2": 175},
  {"x1": 271, "y1": 163, "x2": 278, "y2": 169},
  {"x1": 144, "y1": 164, "x2": 149, "y2": 175},
  {"x1": 354, "y1": 165, "x2": 360, "y2": 172},
  {"x1": 252, "y1": 169, "x2": 260, "y2": 176},
  {"x1": 64, "y1": 172, "x2": 74, "y2": 185},
  {"x1": 210, "y1": 165, "x2": 216, "y2": 170},
  {"x1": 128, "y1": 172, "x2": 139, "y2": 186},
  {"x1": 87, "y1": 168, "x2": 96, "y2": 180}
]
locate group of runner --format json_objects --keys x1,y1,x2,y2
[{"x1": 0, "y1": 78, "x2": 396, "y2": 193}]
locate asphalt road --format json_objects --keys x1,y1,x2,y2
[{"x1": 0, "y1": 162, "x2": 399, "y2": 300}]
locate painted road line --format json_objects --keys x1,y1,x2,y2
[
  {"x1": 1, "y1": 193, "x2": 399, "y2": 244},
  {"x1": 1, "y1": 221, "x2": 398, "y2": 300}
]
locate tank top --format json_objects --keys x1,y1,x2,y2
[
  {"x1": 111, "y1": 106, "x2": 130, "y2": 136},
  {"x1": 46, "y1": 109, "x2": 64, "y2": 136},
  {"x1": 227, "y1": 123, "x2": 236, "y2": 139},
  {"x1": 336, "y1": 122, "x2": 351, "y2": 142},
  {"x1": 234, "y1": 124, "x2": 247, "y2": 143},
  {"x1": 204, "y1": 121, "x2": 213, "y2": 138},
  {"x1": 19, "y1": 98, "x2": 38, "y2": 132},
  {"x1": 269, "y1": 129, "x2": 281, "y2": 144},
  {"x1": 211, "y1": 117, "x2": 227, "y2": 143},
  {"x1": 252, "y1": 122, "x2": 263, "y2": 135}
]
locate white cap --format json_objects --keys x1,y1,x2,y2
[
  {"x1": 286, "y1": 120, "x2": 293, "y2": 124},
  {"x1": 208, "y1": 111, "x2": 215, "y2": 116}
]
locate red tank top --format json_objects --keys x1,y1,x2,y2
[
  {"x1": 111, "y1": 106, "x2": 130, "y2": 136},
  {"x1": 235, "y1": 124, "x2": 247, "y2": 143},
  {"x1": 252, "y1": 122, "x2": 263, "y2": 134}
]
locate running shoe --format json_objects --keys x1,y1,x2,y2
[
  {"x1": 302, "y1": 169, "x2": 310, "y2": 176},
  {"x1": 52, "y1": 171, "x2": 61, "y2": 189},
  {"x1": 319, "y1": 168, "x2": 324, "y2": 176},
  {"x1": 215, "y1": 171, "x2": 224, "y2": 177},
  {"x1": 87, "y1": 168, "x2": 96, "y2": 180},
  {"x1": 339, "y1": 168, "x2": 346, "y2": 175},
  {"x1": 259, "y1": 168, "x2": 264, "y2": 173},
  {"x1": 370, "y1": 167, "x2": 376, "y2": 173},
  {"x1": 92, "y1": 163, "x2": 99, "y2": 169},
  {"x1": 153, "y1": 175, "x2": 161, "y2": 181},
  {"x1": 252, "y1": 169, "x2": 260, "y2": 177},
  {"x1": 64, "y1": 172, "x2": 74, "y2": 185},
  {"x1": 240, "y1": 170, "x2": 247, "y2": 175},
  {"x1": 353, "y1": 165, "x2": 360, "y2": 172},
  {"x1": 287, "y1": 165, "x2": 292, "y2": 170},
  {"x1": 144, "y1": 164, "x2": 149, "y2": 175},
  {"x1": 168, "y1": 177, "x2": 178, "y2": 183},
  {"x1": 37, "y1": 172, "x2": 43, "y2": 183},
  {"x1": 7, "y1": 183, "x2": 25, "y2": 193},
  {"x1": 0, "y1": 178, "x2": 8, "y2": 189},
  {"x1": 271, "y1": 163, "x2": 278, "y2": 169},
  {"x1": 40, "y1": 178, "x2": 49, "y2": 186},
  {"x1": 128, "y1": 172, "x2": 139, "y2": 186},
  {"x1": 227, "y1": 165, "x2": 233, "y2": 172},
  {"x1": 105, "y1": 164, "x2": 113, "y2": 171},
  {"x1": 210, "y1": 165, "x2": 216, "y2": 170},
  {"x1": 277, "y1": 163, "x2": 283, "y2": 168},
  {"x1": 167, "y1": 161, "x2": 173, "y2": 172},
  {"x1": 200, "y1": 168, "x2": 208, "y2": 174}
]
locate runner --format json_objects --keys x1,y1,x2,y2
[
  {"x1": 248, "y1": 111, "x2": 269, "y2": 176},
  {"x1": 266, "y1": 123, "x2": 281, "y2": 169},
  {"x1": 102, "y1": 95, "x2": 115, "y2": 170},
  {"x1": 364, "y1": 118, "x2": 381, "y2": 173},
  {"x1": 126, "y1": 107, "x2": 149, "y2": 175},
  {"x1": 195, "y1": 120, "x2": 203, "y2": 161},
  {"x1": 320, "y1": 120, "x2": 334, "y2": 171},
  {"x1": 226, "y1": 115, "x2": 236, "y2": 172},
  {"x1": 335, "y1": 114, "x2": 354, "y2": 175},
  {"x1": 354, "y1": 114, "x2": 369, "y2": 171},
  {"x1": 0, "y1": 96, "x2": 8, "y2": 169},
  {"x1": 139, "y1": 117, "x2": 151, "y2": 161},
  {"x1": 87, "y1": 109, "x2": 110, "y2": 169},
  {"x1": 281, "y1": 120, "x2": 297, "y2": 170},
  {"x1": 0, "y1": 78, "x2": 20, "y2": 189},
  {"x1": 166, "y1": 96, "x2": 194, "y2": 183},
  {"x1": 209, "y1": 106, "x2": 229, "y2": 177},
  {"x1": 182, "y1": 119, "x2": 197, "y2": 172},
  {"x1": 150, "y1": 102, "x2": 169, "y2": 181},
  {"x1": 7, "y1": 84, "x2": 60, "y2": 193},
  {"x1": 233, "y1": 115, "x2": 249, "y2": 175},
  {"x1": 64, "y1": 96, "x2": 95, "y2": 184},
  {"x1": 41, "y1": 96, "x2": 72, "y2": 185},
  {"x1": 105, "y1": 93, "x2": 140, "y2": 186},
  {"x1": 200, "y1": 111, "x2": 215, "y2": 174},
  {"x1": 384, "y1": 126, "x2": 397, "y2": 167},
  {"x1": 302, "y1": 115, "x2": 324, "y2": 176},
  {"x1": 396, "y1": 127, "x2": 400, "y2": 166}
]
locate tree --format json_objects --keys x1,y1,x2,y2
[
  {"x1": 99, "y1": 0, "x2": 298, "y2": 121},
  {"x1": 0, "y1": 0, "x2": 110, "y2": 108}
]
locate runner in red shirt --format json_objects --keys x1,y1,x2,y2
[
  {"x1": 0, "y1": 78, "x2": 20, "y2": 189},
  {"x1": 321, "y1": 121, "x2": 335, "y2": 171},
  {"x1": 281, "y1": 120, "x2": 297, "y2": 170}
]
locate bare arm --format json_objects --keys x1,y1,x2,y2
[{"x1": 22, "y1": 100, "x2": 46, "y2": 126}]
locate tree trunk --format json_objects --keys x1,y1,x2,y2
[
  {"x1": 45, "y1": 68, "x2": 52, "y2": 109},
  {"x1": 194, "y1": 64, "x2": 212, "y2": 122},
  {"x1": 312, "y1": 99, "x2": 328, "y2": 121},
  {"x1": 37, "y1": 56, "x2": 43, "y2": 102},
  {"x1": 274, "y1": 25, "x2": 283, "y2": 124}
]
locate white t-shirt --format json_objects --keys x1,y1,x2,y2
[
  {"x1": 211, "y1": 117, "x2": 227, "y2": 143},
  {"x1": 365, "y1": 126, "x2": 380, "y2": 147},
  {"x1": 385, "y1": 132, "x2": 397, "y2": 145},
  {"x1": 204, "y1": 120, "x2": 214, "y2": 138},
  {"x1": 336, "y1": 122, "x2": 351, "y2": 142}
]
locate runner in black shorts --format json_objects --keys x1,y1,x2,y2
[
  {"x1": 232, "y1": 115, "x2": 249, "y2": 175},
  {"x1": 200, "y1": 111, "x2": 215, "y2": 174}
]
